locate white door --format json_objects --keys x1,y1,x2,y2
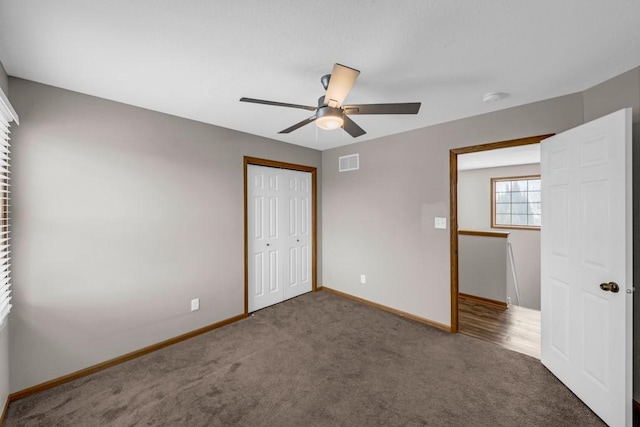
[
  {"x1": 541, "y1": 108, "x2": 632, "y2": 427},
  {"x1": 248, "y1": 165, "x2": 312, "y2": 312},
  {"x1": 248, "y1": 165, "x2": 285, "y2": 312},
  {"x1": 284, "y1": 170, "x2": 312, "y2": 300}
]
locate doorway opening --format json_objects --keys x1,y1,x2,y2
[
  {"x1": 449, "y1": 135, "x2": 551, "y2": 357},
  {"x1": 243, "y1": 157, "x2": 318, "y2": 316}
]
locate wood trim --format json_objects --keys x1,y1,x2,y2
[
  {"x1": 459, "y1": 293, "x2": 508, "y2": 309},
  {"x1": 491, "y1": 225, "x2": 540, "y2": 231},
  {"x1": 8, "y1": 313, "x2": 246, "y2": 403},
  {"x1": 311, "y1": 166, "x2": 317, "y2": 294},
  {"x1": 451, "y1": 134, "x2": 554, "y2": 155},
  {"x1": 490, "y1": 175, "x2": 541, "y2": 230},
  {"x1": 634, "y1": 399, "x2": 640, "y2": 427},
  {"x1": 492, "y1": 174, "x2": 540, "y2": 181},
  {"x1": 1, "y1": 394, "x2": 9, "y2": 426},
  {"x1": 491, "y1": 225, "x2": 540, "y2": 232},
  {"x1": 449, "y1": 134, "x2": 553, "y2": 336},
  {"x1": 458, "y1": 230, "x2": 510, "y2": 238},
  {"x1": 244, "y1": 159, "x2": 249, "y2": 315},
  {"x1": 243, "y1": 157, "x2": 318, "y2": 316},
  {"x1": 321, "y1": 286, "x2": 450, "y2": 332},
  {"x1": 449, "y1": 150, "x2": 459, "y2": 333},
  {"x1": 244, "y1": 157, "x2": 317, "y2": 173}
]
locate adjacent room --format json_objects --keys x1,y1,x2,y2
[
  {"x1": 456, "y1": 144, "x2": 542, "y2": 359},
  {"x1": 1, "y1": 1, "x2": 639, "y2": 425}
]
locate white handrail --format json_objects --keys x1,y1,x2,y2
[{"x1": 507, "y1": 241, "x2": 521, "y2": 306}]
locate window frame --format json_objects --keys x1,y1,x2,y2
[{"x1": 490, "y1": 174, "x2": 541, "y2": 231}]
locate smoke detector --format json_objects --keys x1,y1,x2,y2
[{"x1": 482, "y1": 92, "x2": 508, "y2": 103}]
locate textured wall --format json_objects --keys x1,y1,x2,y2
[
  {"x1": 322, "y1": 93, "x2": 584, "y2": 326},
  {"x1": 8, "y1": 78, "x2": 321, "y2": 392}
]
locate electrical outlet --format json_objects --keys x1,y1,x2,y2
[
  {"x1": 360, "y1": 274, "x2": 366, "y2": 284},
  {"x1": 191, "y1": 298, "x2": 200, "y2": 311}
]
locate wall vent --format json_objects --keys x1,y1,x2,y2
[{"x1": 339, "y1": 154, "x2": 359, "y2": 172}]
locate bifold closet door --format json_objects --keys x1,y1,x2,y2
[
  {"x1": 248, "y1": 165, "x2": 312, "y2": 312},
  {"x1": 283, "y1": 168, "x2": 312, "y2": 300}
]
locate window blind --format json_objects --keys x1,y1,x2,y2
[{"x1": 0, "y1": 89, "x2": 18, "y2": 328}]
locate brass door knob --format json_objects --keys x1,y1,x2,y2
[{"x1": 599, "y1": 282, "x2": 620, "y2": 293}]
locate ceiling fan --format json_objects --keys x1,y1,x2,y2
[{"x1": 239, "y1": 63, "x2": 421, "y2": 138}]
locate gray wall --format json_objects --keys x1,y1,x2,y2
[
  {"x1": 0, "y1": 60, "x2": 9, "y2": 413},
  {"x1": 458, "y1": 164, "x2": 541, "y2": 310},
  {"x1": 0, "y1": 60, "x2": 8, "y2": 95},
  {"x1": 583, "y1": 67, "x2": 640, "y2": 124},
  {"x1": 322, "y1": 93, "x2": 584, "y2": 326},
  {"x1": 458, "y1": 234, "x2": 508, "y2": 303},
  {"x1": 8, "y1": 78, "x2": 322, "y2": 392},
  {"x1": 0, "y1": 318, "x2": 7, "y2": 409}
]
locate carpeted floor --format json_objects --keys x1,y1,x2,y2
[{"x1": 5, "y1": 290, "x2": 604, "y2": 426}]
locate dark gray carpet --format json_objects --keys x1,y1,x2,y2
[{"x1": 5, "y1": 291, "x2": 604, "y2": 426}]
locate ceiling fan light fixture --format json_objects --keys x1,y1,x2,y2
[{"x1": 316, "y1": 106, "x2": 344, "y2": 130}]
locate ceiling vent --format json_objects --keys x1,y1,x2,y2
[{"x1": 339, "y1": 154, "x2": 359, "y2": 172}]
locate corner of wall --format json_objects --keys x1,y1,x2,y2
[
  {"x1": 582, "y1": 67, "x2": 640, "y2": 124},
  {"x1": 0, "y1": 322, "x2": 9, "y2": 425},
  {"x1": 0, "y1": 61, "x2": 8, "y2": 96}
]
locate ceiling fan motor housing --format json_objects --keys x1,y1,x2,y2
[{"x1": 321, "y1": 74, "x2": 331, "y2": 90}]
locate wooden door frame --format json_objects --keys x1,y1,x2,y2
[
  {"x1": 244, "y1": 156, "x2": 318, "y2": 316},
  {"x1": 449, "y1": 134, "x2": 552, "y2": 332}
]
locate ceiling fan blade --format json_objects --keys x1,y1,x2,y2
[
  {"x1": 342, "y1": 116, "x2": 366, "y2": 138},
  {"x1": 324, "y1": 64, "x2": 360, "y2": 108},
  {"x1": 240, "y1": 97, "x2": 317, "y2": 112},
  {"x1": 343, "y1": 102, "x2": 421, "y2": 115},
  {"x1": 278, "y1": 115, "x2": 317, "y2": 134}
]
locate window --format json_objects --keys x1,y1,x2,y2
[
  {"x1": 491, "y1": 175, "x2": 541, "y2": 230},
  {"x1": 0, "y1": 88, "x2": 18, "y2": 327}
]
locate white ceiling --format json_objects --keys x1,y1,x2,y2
[
  {"x1": 1, "y1": 1, "x2": 639, "y2": 150},
  {"x1": 458, "y1": 144, "x2": 540, "y2": 171}
]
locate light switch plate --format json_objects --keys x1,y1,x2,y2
[
  {"x1": 434, "y1": 217, "x2": 447, "y2": 229},
  {"x1": 191, "y1": 298, "x2": 200, "y2": 311}
]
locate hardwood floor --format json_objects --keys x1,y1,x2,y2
[{"x1": 458, "y1": 295, "x2": 541, "y2": 359}]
